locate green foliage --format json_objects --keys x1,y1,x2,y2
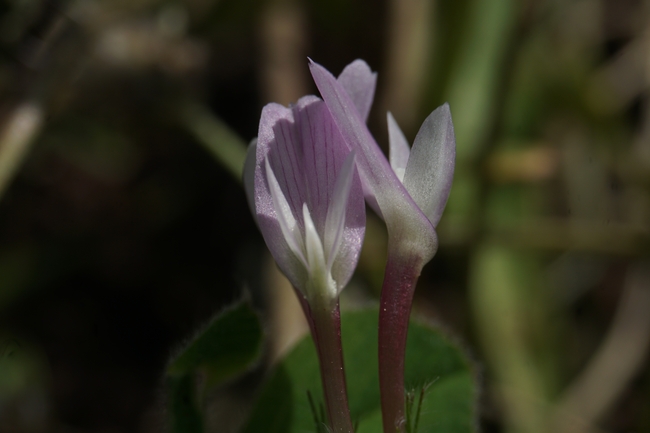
[
  {"x1": 443, "y1": 0, "x2": 519, "y2": 160},
  {"x1": 166, "y1": 301, "x2": 264, "y2": 433},
  {"x1": 469, "y1": 244, "x2": 550, "y2": 433},
  {"x1": 0, "y1": 336, "x2": 48, "y2": 397},
  {"x1": 242, "y1": 309, "x2": 476, "y2": 433},
  {"x1": 167, "y1": 300, "x2": 264, "y2": 386},
  {"x1": 167, "y1": 374, "x2": 204, "y2": 433}
]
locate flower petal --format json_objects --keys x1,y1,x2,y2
[
  {"x1": 254, "y1": 95, "x2": 366, "y2": 293},
  {"x1": 402, "y1": 103, "x2": 456, "y2": 227},
  {"x1": 324, "y1": 150, "x2": 356, "y2": 271},
  {"x1": 337, "y1": 59, "x2": 377, "y2": 123},
  {"x1": 254, "y1": 103, "x2": 309, "y2": 288},
  {"x1": 291, "y1": 97, "x2": 365, "y2": 291},
  {"x1": 309, "y1": 60, "x2": 437, "y2": 261},
  {"x1": 257, "y1": 102, "x2": 305, "y2": 221},
  {"x1": 309, "y1": 60, "x2": 397, "y2": 209},
  {"x1": 303, "y1": 203, "x2": 335, "y2": 298},
  {"x1": 265, "y1": 158, "x2": 307, "y2": 267},
  {"x1": 291, "y1": 96, "x2": 345, "y2": 233},
  {"x1": 289, "y1": 96, "x2": 365, "y2": 292},
  {"x1": 387, "y1": 112, "x2": 410, "y2": 183}
]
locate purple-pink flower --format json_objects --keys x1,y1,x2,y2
[
  {"x1": 244, "y1": 74, "x2": 372, "y2": 433},
  {"x1": 309, "y1": 59, "x2": 455, "y2": 264},
  {"x1": 309, "y1": 59, "x2": 456, "y2": 433},
  {"x1": 244, "y1": 58, "x2": 456, "y2": 433},
  {"x1": 244, "y1": 95, "x2": 365, "y2": 302}
]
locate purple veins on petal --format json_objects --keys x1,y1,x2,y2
[
  {"x1": 308, "y1": 60, "x2": 400, "y2": 206},
  {"x1": 293, "y1": 96, "x2": 341, "y2": 231},
  {"x1": 264, "y1": 158, "x2": 307, "y2": 267},
  {"x1": 249, "y1": 91, "x2": 365, "y2": 297},
  {"x1": 309, "y1": 59, "x2": 434, "y2": 232}
]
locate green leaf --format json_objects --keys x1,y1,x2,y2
[
  {"x1": 167, "y1": 374, "x2": 203, "y2": 433},
  {"x1": 166, "y1": 301, "x2": 264, "y2": 433},
  {"x1": 242, "y1": 309, "x2": 476, "y2": 433},
  {"x1": 167, "y1": 301, "x2": 264, "y2": 387}
]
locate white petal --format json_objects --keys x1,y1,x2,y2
[
  {"x1": 265, "y1": 158, "x2": 307, "y2": 267},
  {"x1": 387, "y1": 112, "x2": 410, "y2": 183},
  {"x1": 303, "y1": 203, "x2": 336, "y2": 298},
  {"x1": 324, "y1": 151, "x2": 356, "y2": 271},
  {"x1": 402, "y1": 103, "x2": 456, "y2": 227}
]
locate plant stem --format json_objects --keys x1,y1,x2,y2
[
  {"x1": 299, "y1": 293, "x2": 354, "y2": 433},
  {"x1": 378, "y1": 247, "x2": 423, "y2": 433}
]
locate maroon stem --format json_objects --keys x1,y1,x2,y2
[
  {"x1": 378, "y1": 248, "x2": 423, "y2": 433},
  {"x1": 298, "y1": 293, "x2": 354, "y2": 433}
]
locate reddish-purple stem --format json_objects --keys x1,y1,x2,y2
[
  {"x1": 298, "y1": 293, "x2": 354, "y2": 433},
  {"x1": 378, "y1": 249, "x2": 423, "y2": 433}
]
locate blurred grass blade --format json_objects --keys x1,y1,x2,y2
[
  {"x1": 444, "y1": 0, "x2": 518, "y2": 161},
  {"x1": 181, "y1": 101, "x2": 248, "y2": 181},
  {"x1": 469, "y1": 243, "x2": 548, "y2": 433},
  {"x1": 381, "y1": 0, "x2": 433, "y2": 131},
  {"x1": 0, "y1": 102, "x2": 44, "y2": 200},
  {"x1": 167, "y1": 300, "x2": 264, "y2": 387}
]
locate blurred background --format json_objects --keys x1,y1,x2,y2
[{"x1": 0, "y1": 0, "x2": 649, "y2": 432}]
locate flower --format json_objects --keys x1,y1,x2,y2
[
  {"x1": 309, "y1": 59, "x2": 455, "y2": 263},
  {"x1": 243, "y1": 94, "x2": 366, "y2": 303},
  {"x1": 243, "y1": 80, "x2": 368, "y2": 433},
  {"x1": 309, "y1": 59, "x2": 456, "y2": 433}
]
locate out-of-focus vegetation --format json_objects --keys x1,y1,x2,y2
[{"x1": 0, "y1": 0, "x2": 648, "y2": 432}]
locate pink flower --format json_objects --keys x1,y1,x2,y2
[
  {"x1": 310, "y1": 59, "x2": 456, "y2": 433},
  {"x1": 244, "y1": 95, "x2": 365, "y2": 303},
  {"x1": 309, "y1": 59, "x2": 455, "y2": 264}
]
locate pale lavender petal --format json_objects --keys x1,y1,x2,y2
[
  {"x1": 292, "y1": 96, "x2": 343, "y2": 233},
  {"x1": 243, "y1": 138, "x2": 257, "y2": 220},
  {"x1": 402, "y1": 103, "x2": 456, "y2": 227},
  {"x1": 324, "y1": 150, "x2": 356, "y2": 271},
  {"x1": 337, "y1": 59, "x2": 377, "y2": 123},
  {"x1": 255, "y1": 103, "x2": 307, "y2": 289},
  {"x1": 309, "y1": 60, "x2": 436, "y2": 259},
  {"x1": 257, "y1": 103, "x2": 304, "y2": 222},
  {"x1": 292, "y1": 97, "x2": 364, "y2": 289},
  {"x1": 254, "y1": 94, "x2": 366, "y2": 294},
  {"x1": 387, "y1": 112, "x2": 410, "y2": 183},
  {"x1": 265, "y1": 158, "x2": 306, "y2": 266},
  {"x1": 309, "y1": 60, "x2": 399, "y2": 208}
]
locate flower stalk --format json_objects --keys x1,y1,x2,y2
[
  {"x1": 378, "y1": 246, "x2": 425, "y2": 432},
  {"x1": 301, "y1": 292, "x2": 354, "y2": 433}
]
